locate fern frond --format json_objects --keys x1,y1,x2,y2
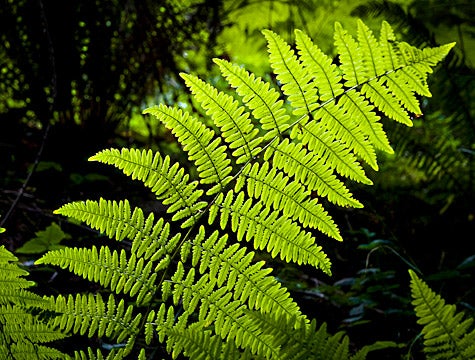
[
  {"x1": 143, "y1": 104, "x2": 233, "y2": 195},
  {"x1": 0, "y1": 247, "x2": 35, "y2": 291},
  {"x1": 1, "y1": 305, "x2": 67, "y2": 344},
  {"x1": 191, "y1": 227, "x2": 305, "y2": 321},
  {"x1": 151, "y1": 305, "x2": 257, "y2": 360},
  {"x1": 236, "y1": 162, "x2": 342, "y2": 239},
  {"x1": 53, "y1": 199, "x2": 182, "y2": 271},
  {"x1": 90, "y1": 148, "x2": 207, "y2": 227},
  {"x1": 73, "y1": 347, "x2": 127, "y2": 360},
  {"x1": 0, "y1": 288, "x2": 50, "y2": 308},
  {"x1": 3, "y1": 342, "x2": 67, "y2": 360},
  {"x1": 263, "y1": 29, "x2": 319, "y2": 119},
  {"x1": 162, "y1": 276, "x2": 281, "y2": 359},
  {"x1": 0, "y1": 247, "x2": 68, "y2": 359},
  {"x1": 210, "y1": 191, "x2": 332, "y2": 273},
  {"x1": 294, "y1": 28, "x2": 379, "y2": 171},
  {"x1": 53, "y1": 293, "x2": 141, "y2": 347},
  {"x1": 214, "y1": 58, "x2": 291, "y2": 140},
  {"x1": 53, "y1": 198, "x2": 145, "y2": 241},
  {"x1": 36, "y1": 246, "x2": 156, "y2": 305},
  {"x1": 410, "y1": 270, "x2": 475, "y2": 359},
  {"x1": 265, "y1": 139, "x2": 363, "y2": 209},
  {"x1": 181, "y1": 73, "x2": 263, "y2": 164}
]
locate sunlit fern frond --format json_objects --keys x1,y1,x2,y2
[
  {"x1": 143, "y1": 104, "x2": 233, "y2": 196},
  {"x1": 90, "y1": 148, "x2": 207, "y2": 227},
  {"x1": 32, "y1": 20, "x2": 452, "y2": 359}
]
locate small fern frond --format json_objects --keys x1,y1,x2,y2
[
  {"x1": 90, "y1": 148, "x2": 207, "y2": 227},
  {"x1": 143, "y1": 104, "x2": 233, "y2": 195},
  {"x1": 151, "y1": 306, "x2": 257, "y2": 360},
  {"x1": 163, "y1": 323, "x2": 254, "y2": 360},
  {"x1": 37, "y1": 246, "x2": 156, "y2": 305},
  {"x1": 236, "y1": 161, "x2": 342, "y2": 239},
  {"x1": 0, "y1": 246, "x2": 35, "y2": 291},
  {"x1": 53, "y1": 198, "x2": 146, "y2": 241},
  {"x1": 410, "y1": 270, "x2": 475, "y2": 360},
  {"x1": 210, "y1": 190, "x2": 332, "y2": 273},
  {"x1": 181, "y1": 73, "x2": 263, "y2": 164},
  {"x1": 214, "y1": 58, "x2": 291, "y2": 140},
  {"x1": 165, "y1": 274, "x2": 282, "y2": 359}
]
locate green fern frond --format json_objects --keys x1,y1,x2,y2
[
  {"x1": 263, "y1": 29, "x2": 319, "y2": 118},
  {"x1": 1, "y1": 305, "x2": 67, "y2": 344},
  {"x1": 162, "y1": 276, "x2": 282, "y2": 359},
  {"x1": 143, "y1": 104, "x2": 233, "y2": 195},
  {"x1": 73, "y1": 347, "x2": 127, "y2": 360},
  {"x1": 2, "y1": 342, "x2": 67, "y2": 360},
  {"x1": 210, "y1": 190, "x2": 332, "y2": 273},
  {"x1": 53, "y1": 198, "x2": 146, "y2": 241},
  {"x1": 32, "y1": 20, "x2": 453, "y2": 359},
  {"x1": 214, "y1": 58, "x2": 291, "y2": 140},
  {"x1": 53, "y1": 198, "x2": 182, "y2": 269},
  {"x1": 0, "y1": 288, "x2": 50, "y2": 308},
  {"x1": 53, "y1": 293, "x2": 141, "y2": 348},
  {"x1": 410, "y1": 270, "x2": 475, "y2": 359},
  {"x1": 191, "y1": 227, "x2": 304, "y2": 321},
  {"x1": 181, "y1": 73, "x2": 263, "y2": 164},
  {"x1": 236, "y1": 161, "x2": 342, "y2": 239},
  {"x1": 36, "y1": 246, "x2": 156, "y2": 305},
  {"x1": 0, "y1": 246, "x2": 35, "y2": 291},
  {"x1": 265, "y1": 139, "x2": 363, "y2": 209},
  {"x1": 151, "y1": 306, "x2": 257, "y2": 360},
  {"x1": 90, "y1": 148, "x2": 207, "y2": 227},
  {"x1": 0, "y1": 246, "x2": 68, "y2": 359}
]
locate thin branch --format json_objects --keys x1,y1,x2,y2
[{"x1": 0, "y1": 0, "x2": 56, "y2": 228}]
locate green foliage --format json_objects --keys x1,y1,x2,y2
[
  {"x1": 29, "y1": 20, "x2": 452, "y2": 359},
  {"x1": 16, "y1": 222, "x2": 70, "y2": 254},
  {"x1": 0, "y1": 245, "x2": 68, "y2": 359},
  {"x1": 409, "y1": 270, "x2": 475, "y2": 359}
]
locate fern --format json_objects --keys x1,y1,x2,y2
[
  {"x1": 409, "y1": 270, "x2": 475, "y2": 360},
  {"x1": 31, "y1": 20, "x2": 453, "y2": 359},
  {"x1": 0, "y1": 246, "x2": 68, "y2": 359}
]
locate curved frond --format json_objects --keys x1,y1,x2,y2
[
  {"x1": 53, "y1": 293, "x2": 141, "y2": 347},
  {"x1": 37, "y1": 246, "x2": 156, "y2": 305},
  {"x1": 236, "y1": 162, "x2": 342, "y2": 239},
  {"x1": 210, "y1": 191, "x2": 332, "y2": 274},
  {"x1": 143, "y1": 104, "x2": 233, "y2": 195},
  {"x1": 90, "y1": 148, "x2": 207, "y2": 227},
  {"x1": 410, "y1": 270, "x2": 475, "y2": 360}
]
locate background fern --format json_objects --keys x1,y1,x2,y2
[
  {"x1": 410, "y1": 270, "x2": 475, "y2": 359},
  {"x1": 24, "y1": 20, "x2": 453, "y2": 359}
]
